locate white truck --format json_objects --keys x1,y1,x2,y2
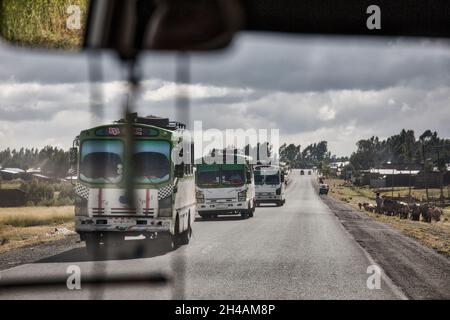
[
  {"x1": 254, "y1": 165, "x2": 286, "y2": 207},
  {"x1": 195, "y1": 155, "x2": 256, "y2": 219}
]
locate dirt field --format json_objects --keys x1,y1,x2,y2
[
  {"x1": 0, "y1": 206, "x2": 75, "y2": 254},
  {"x1": 327, "y1": 178, "x2": 450, "y2": 256}
]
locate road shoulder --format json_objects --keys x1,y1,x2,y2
[
  {"x1": 0, "y1": 234, "x2": 82, "y2": 271},
  {"x1": 322, "y1": 195, "x2": 450, "y2": 299}
]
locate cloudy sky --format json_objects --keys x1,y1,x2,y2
[{"x1": 1, "y1": 33, "x2": 450, "y2": 156}]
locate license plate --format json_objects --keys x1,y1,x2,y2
[
  {"x1": 216, "y1": 204, "x2": 227, "y2": 210},
  {"x1": 112, "y1": 217, "x2": 131, "y2": 226}
]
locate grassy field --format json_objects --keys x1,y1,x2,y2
[
  {"x1": 0, "y1": 0, "x2": 88, "y2": 49},
  {"x1": 0, "y1": 206, "x2": 74, "y2": 254},
  {"x1": 327, "y1": 178, "x2": 450, "y2": 256}
]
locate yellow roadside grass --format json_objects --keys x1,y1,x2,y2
[{"x1": 0, "y1": 206, "x2": 75, "y2": 254}]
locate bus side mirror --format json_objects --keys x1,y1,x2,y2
[{"x1": 174, "y1": 164, "x2": 184, "y2": 178}]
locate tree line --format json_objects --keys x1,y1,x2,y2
[
  {"x1": 348, "y1": 129, "x2": 450, "y2": 172},
  {"x1": 0, "y1": 146, "x2": 70, "y2": 178},
  {"x1": 279, "y1": 141, "x2": 347, "y2": 169}
]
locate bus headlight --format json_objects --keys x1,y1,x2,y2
[
  {"x1": 238, "y1": 190, "x2": 247, "y2": 201},
  {"x1": 196, "y1": 191, "x2": 205, "y2": 203},
  {"x1": 75, "y1": 196, "x2": 88, "y2": 217},
  {"x1": 158, "y1": 196, "x2": 172, "y2": 217}
]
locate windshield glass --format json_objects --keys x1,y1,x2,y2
[
  {"x1": 133, "y1": 141, "x2": 170, "y2": 184},
  {"x1": 197, "y1": 170, "x2": 220, "y2": 187},
  {"x1": 80, "y1": 140, "x2": 124, "y2": 183},
  {"x1": 265, "y1": 174, "x2": 280, "y2": 185},
  {"x1": 197, "y1": 164, "x2": 245, "y2": 187},
  {"x1": 255, "y1": 174, "x2": 265, "y2": 185},
  {"x1": 221, "y1": 169, "x2": 245, "y2": 186},
  {"x1": 255, "y1": 168, "x2": 281, "y2": 185}
]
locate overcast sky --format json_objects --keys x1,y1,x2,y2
[{"x1": 1, "y1": 33, "x2": 450, "y2": 156}]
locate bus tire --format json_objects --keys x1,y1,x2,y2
[
  {"x1": 178, "y1": 213, "x2": 192, "y2": 246},
  {"x1": 241, "y1": 211, "x2": 249, "y2": 219},
  {"x1": 85, "y1": 233, "x2": 106, "y2": 259},
  {"x1": 248, "y1": 202, "x2": 255, "y2": 218},
  {"x1": 159, "y1": 232, "x2": 176, "y2": 252}
]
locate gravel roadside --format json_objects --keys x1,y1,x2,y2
[
  {"x1": 322, "y1": 195, "x2": 450, "y2": 299},
  {"x1": 0, "y1": 235, "x2": 83, "y2": 271}
]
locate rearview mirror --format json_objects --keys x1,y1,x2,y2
[{"x1": 0, "y1": 0, "x2": 242, "y2": 56}]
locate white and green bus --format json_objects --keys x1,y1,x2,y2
[
  {"x1": 195, "y1": 155, "x2": 256, "y2": 219},
  {"x1": 254, "y1": 165, "x2": 286, "y2": 207},
  {"x1": 71, "y1": 115, "x2": 196, "y2": 255}
]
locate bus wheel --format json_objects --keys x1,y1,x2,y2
[
  {"x1": 159, "y1": 232, "x2": 176, "y2": 252},
  {"x1": 178, "y1": 214, "x2": 192, "y2": 246},
  {"x1": 241, "y1": 211, "x2": 249, "y2": 219},
  {"x1": 85, "y1": 233, "x2": 106, "y2": 259},
  {"x1": 248, "y1": 203, "x2": 254, "y2": 218}
]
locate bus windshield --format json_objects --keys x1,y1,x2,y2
[
  {"x1": 133, "y1": 141, "x2": 170, "y2": 184},
  {"x1": 80, "y1": 140, "x2": 124, "y2": 184}
]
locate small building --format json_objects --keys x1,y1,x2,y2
[
  {"x1": 0, "y1": 168, "x2": 26, "y2": 181},
  {"x1": 361, "y1": 168, "x2": 419, "y2": 188}
]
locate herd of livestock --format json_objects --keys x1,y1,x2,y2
[{"x1": 359, "y1": 199, "x2": 443, "y2": 222}]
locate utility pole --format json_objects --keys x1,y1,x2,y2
[
  {"x1": 391, "y1": 166, "x2": 394, "y2": 197},
  {"x1": 422, "y1": 144, "x2": 429, "y2": 203},
  {"x1": 408, "y1": 167, "x2": 412, "y2": 204}
]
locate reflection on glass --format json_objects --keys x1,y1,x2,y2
[
  {"x1": 80, "y1": 140, "x2": 124, "y2": 184},
  {"x1": 133, "y1": 141, "x2": 170, "y2": 184},
  {"x1": 221, "y1": 169, "x2": 244, "y2": 186},
  {"x1": 0, "y1": 0, "x2": 89, "y2": 50}
]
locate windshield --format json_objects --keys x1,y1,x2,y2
[
  {"x1": 197, "y1": 164, "x2": 245, "y2": 187},
  {"x1": 133, "y1": 141, "x2": 170, "y2": 184},
  {"x1": 2, "y1": 6, "x2": 450, "y2": 302},
  {"x1": 221, "y1": 169, "x2": 245, "y2": 186},
  {"x1": 255, "y1": 167, "x2": 281, "y2": 185},
  {"x1": 197, "y1": 170, "x2": 220, "y2": 187},
  {"x1": 80, "y1": 140, "x2": 124, "y2": 183}
]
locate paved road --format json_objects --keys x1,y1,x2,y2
[{"x1": 0, "y1": 172, "x2": 403, "y2": 299}]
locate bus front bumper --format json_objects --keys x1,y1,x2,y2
[{"x1": 75, "y1": 216, "x2": 172, "y2": 233}]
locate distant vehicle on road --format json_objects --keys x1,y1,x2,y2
[
  {"x1": 319, "y1": 184, "x2": 329, "y2": 195},
  {"x1": 71, "y1": 115, "x2": 196, "y2": 256},
  {"x1": 300, "y1": 170, "x2": 305, "y2": 175},
  {"x1": 255, "y1": 165, "x2": 286, "y2": 206},
  {"x1": 195, "y1": 154, "x2": 256, "y2": 219},
  {"x1": 308, "y1": 171, "x2": 312, "y2": 175}
]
